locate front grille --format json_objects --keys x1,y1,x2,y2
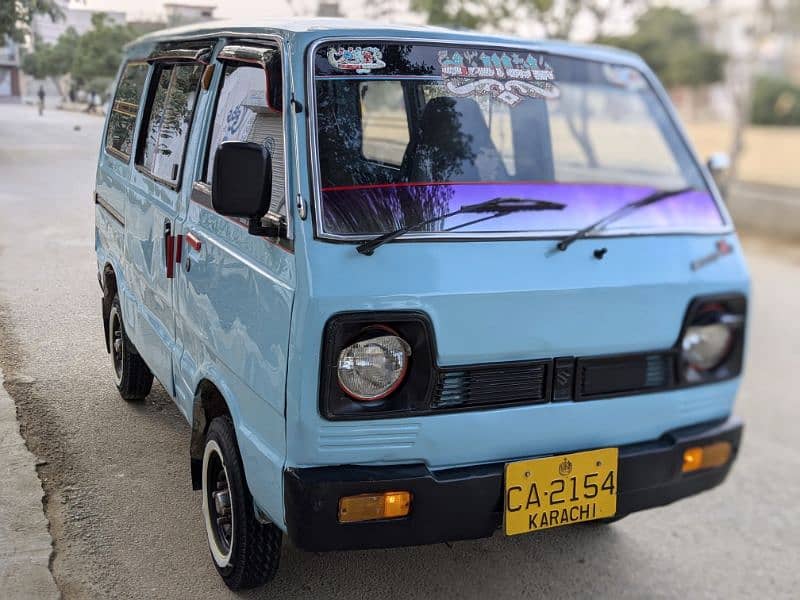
[
  {"x1": 432, "y1": 362, "x2": 549, "y2": 409},
  {"x1": 428, "y1": 351, "x2": 676, "y2": 412},
  {"x1": 576, "y1": 352, "x2": 675, "y2": 400}
]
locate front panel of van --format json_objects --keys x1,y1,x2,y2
[{"x1": 284, "y1": 38, "x2": 749, "y2": 472}]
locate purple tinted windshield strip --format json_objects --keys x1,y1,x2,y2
[{"x1": 321, "y1": 182, "x2": 724, "y2": 236}]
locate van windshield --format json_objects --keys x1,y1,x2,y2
[{"x1": 312, "y1": 42, "x2": 724, "y2": 238}]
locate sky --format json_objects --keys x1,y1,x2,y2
[
  {"x1": 63, "y1": 0, "x2": 734, "y2": 40},
  {"x1": 73, "y1": 1, "x2": 387, "y2": 23}
]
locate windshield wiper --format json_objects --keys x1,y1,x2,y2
[
  {"x1": 356, "y1": 197, "x2": 566, "y2": 256},
  {"x1": 555, "y1": 187, "x2": 694, "y2": 252}
]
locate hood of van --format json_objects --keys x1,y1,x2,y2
[{"x1": 303, "y1": 233, "x2": 749, "y2": 366}]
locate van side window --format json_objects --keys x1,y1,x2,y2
[
  {"x1": 105, "y1": 62, "x2": 148, "y2": 161},
  {"x1": 205, "y1": 63, "x2": 286, "y2": 216},
  {"x1": 137, "y1": 63, "x2": 203, "y2": 187},
  {"x1": 359, "y1": 80, "x2": 409, "y2": 167}
]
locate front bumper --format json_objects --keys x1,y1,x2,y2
[{"x1": 284, "y1": 416, "x2": 742, "y2": 551}]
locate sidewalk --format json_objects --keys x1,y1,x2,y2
[
  {"x1": 57, "y1": 101, "x2": 106, "y2": 116},
  {"x1": 0, "y1": 366, "x2": 59, "y2": 599}
]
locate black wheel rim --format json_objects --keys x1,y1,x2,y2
[
  {"x1": 206, "y1": 449, "x2": 233, "y2": 557},
  {"x1": 110, "y1": 312, "x2": 123, "y2": 381}
]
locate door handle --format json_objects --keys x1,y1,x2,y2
[
  {"x1": 186, "y1": 232, "x2": 202, "y2": 251},
  {"x1": 164, "y1": 219, "x2": 175, "y2": 279}
]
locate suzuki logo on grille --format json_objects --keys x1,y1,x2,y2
[{"x1": 552, "y1": 356, "x2": 575, "y2": 402}]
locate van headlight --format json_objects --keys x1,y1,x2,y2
[
  {"x1": 679, "y1": 297, "x2": 746, "y2": 383},
  {"x1": 320, "y1": 313, "x2": 436, "y2": 419},
  {"x1": 337, "y1": 333, "x2": 412, "y2": 401},
  {"x1": 681, "y1": 323, "x2": 733, "y2": 371}
]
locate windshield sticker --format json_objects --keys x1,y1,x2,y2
[
  {"x1": 602, "y1": 64, "x2": 647, "y2": 90},
  {"x1": 327, "y1": 46, "x2": 386, "y2": 74},
  {"x1": 438, "y1": 50, "x2": 558, "y2": 106}
]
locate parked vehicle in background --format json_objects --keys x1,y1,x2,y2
[{"x1": 94, "y1": 19, "x2": 749, "y2": 590}]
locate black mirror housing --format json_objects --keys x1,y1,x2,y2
[{"x1": 212, "y1": 141, "x2": 272, "y2": 219}]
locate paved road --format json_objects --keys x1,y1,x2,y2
[{"x1": 1, "y1": 104, "x2": 798, "y2": 599}]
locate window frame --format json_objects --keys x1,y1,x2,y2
[
  {"x1": 198, "y1": 39, "x2": 293, "y2": 220},
  {"x1": 104, "y1": 60, "x2": 150, "y2": 164},
  {"x1": 306, "y1": 37, "x2": 733, "y2": 243},
  {"x1": 134, "y1": 59, "x2": 205, "y2": 192}
]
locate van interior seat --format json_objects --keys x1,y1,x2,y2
[{"x1": 401, "y1": 96, "x2": 508, "y2": 184}]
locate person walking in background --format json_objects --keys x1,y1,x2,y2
[
  {"x1": 37, "y1": 85, "x2": 45, "y2": 116},
  {"x1": 85, "y1": 91, "x2": 97, "y2": 114}
]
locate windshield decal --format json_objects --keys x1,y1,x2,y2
[
  {"x1": 327, "y1": 46, "x2": 386, "y2": 74},
  {"x1": 438, "y1": 50, "x2": 558, "y2": 106}
]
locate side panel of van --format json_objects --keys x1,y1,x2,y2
[
  {"x1": 96, "y1": 61, "x2": 150, "y2": 300},
  {"x1": 124, "y1": 174, "x2": 179, "y2": 394},
  {"x1": 123, "y1": 61, "x2": 206, "y2": 396},
  {"x1": 173, "y1": 46, "x2": 295, "y2": 526}
]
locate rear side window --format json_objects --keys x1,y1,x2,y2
[
  {"x1": 105, "y1": 63, "x2": 148, "y2": 161},
  {"x1": 205, "y1": 63, "x2": 286, "y2": 215},
  {"x1": 137, "y1": 63, "x2": 203, "y2": 187},
  {"x1": 359, "y1": 80, "x2": 409, "y2": 166}
]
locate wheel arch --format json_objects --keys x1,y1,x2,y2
[
  {"x1": 101, "y1": 262, "x2": 119, "y2": 353},
  {"x1": 190, "y1": 378, "x2": 235, "y2": 490}
]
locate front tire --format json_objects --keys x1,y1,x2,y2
[
  {"x1": 202, "y1": 416, "x2": 282, "y2": 590},
  {"x1": 108, "y1": 295, "x2": 153, "y2": 401}
]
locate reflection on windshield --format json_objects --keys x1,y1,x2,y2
[{"x1": 314, "y1": 42, "x2": 722, "y2": 237}]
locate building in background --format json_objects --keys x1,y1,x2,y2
[
  {"x1": 31, "y1": 0, "x2": 125, "y2": 46},
  {"x1": 23, "y1": 1, "x2": 126, "y2": 102},
  {"x1": 164, "y1": 3, "x2": 216, "y2": 26},
  {"x1": 0, "y1": 39, "x2": 22, "y2": 102},
  {"x1": 317, "y1": 2, "x2": 344, "y2": 17}
]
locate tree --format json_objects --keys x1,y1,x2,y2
[
  {"x1": 21, "y1": 27, "x2": 79, "y2": 99},
  {"x1": 409, "y1": 0, "x2": 495, "y2": 30},
  {"x1": 750, "y1": 76, "x2": 800, "y2": 126},
  {"x1": 723, "y1": 0, "x2": 776, "y2": 194},
  {"x1": 21, "y1": 13, "x2": 137, "y2": 100},
  {"x1": 599, "y1": 8, "x2": 725, "y2": 88},
  {"x1": 410, "y1": 0, "x2": 648, "y2": 40},
  {"x1": 70, "y1": 13, "x2": 136, "y2": 92},
  {"x1": 0, "y1": 0, "x2": 62, "y2": 42}
]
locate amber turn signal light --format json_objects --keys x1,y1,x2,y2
[
  {"x1": 338, "y1": 491, "x2": 411, "y2": 523},
  {"x1": 682, "y1": 441, "x2": 732, "y2": 473}
]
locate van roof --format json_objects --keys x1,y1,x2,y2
[{"x1": 127, "y1": 17, "x2": 643, "y2": 67}]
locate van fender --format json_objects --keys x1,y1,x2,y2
[
  {"x1": 188, "y1": 370, "x2": 243, "y2": 490},
  {"x1": 99, "y1": 256, "x2": 130, "y2": 354}
]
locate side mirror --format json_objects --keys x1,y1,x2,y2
[
  {"x1": 706, "y1": 152, "x2": 730, "y2": 177},
  {"x1": 212, "y1": 141, "x2": 285, "y2": 237}
]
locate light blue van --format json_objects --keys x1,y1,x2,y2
[{"x1": 94, "y1": 18, "x2": 749, "y2": 590}]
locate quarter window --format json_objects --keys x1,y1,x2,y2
[
  {"x1": 137, "y1": 63, "x2": 203, "y2": 187},
  {"x1": 205, "y1": 63, "x2": 286, "y2": 215},
  {"x1": 105, "y1": 63, "x2": 148, "y2": 161}
]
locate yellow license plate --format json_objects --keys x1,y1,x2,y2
[{"x1": 504, "y1": 448, "x2": 618, "y2": 535}]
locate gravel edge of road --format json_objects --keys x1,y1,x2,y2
[{"x1": 0, "y1": 365, "x2": 60, "y2": 599}]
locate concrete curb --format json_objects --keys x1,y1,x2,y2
[
  {"x1": 0, "y1": 367, "x2": 59, "y2": 599},
  {"x1": 727, "y1": 182, "x2": 800, "y2": 241}
]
